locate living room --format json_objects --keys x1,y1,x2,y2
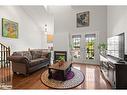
[{"x1": 0, "y1": 4, "x2": 127, "y2": 91}]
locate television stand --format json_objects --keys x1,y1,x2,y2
[{"x1": 100, "y1": 54, "x2": 127, "y2": 89}]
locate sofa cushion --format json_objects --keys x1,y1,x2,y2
[
  {"x1": 41, "y1": 52, "x2": 49, "y2": 58},
  {"x1": 30, "y1": 50, "x2": 43, "y2": 59},
  {"x1": 42, "y1": 49, "x2": 49, "y2": 52},
  {"x1": 29, "y1": 58, "x2": 49, "y2": 67},
  {"x1": 12, "y1": 51, "x2": 32, "y2": 60},
  {"x1": 29, "y1": 49, "x2": 50, "y2": 59}
]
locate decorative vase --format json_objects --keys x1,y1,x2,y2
[{"x1": 58, "y1": 61, "x2": 64, "y2": 67}]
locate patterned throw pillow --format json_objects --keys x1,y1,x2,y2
[
  {"x1": 30, "y1": 50, "x2": 42, "y2": 59},
  {"x1": 29, "y1": 49, "x2": 50, "y2": 59}
]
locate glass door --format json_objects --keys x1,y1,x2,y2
[
  {"x1": 70, "y1": 35, "x2": 81, "y2": 63},
  {"x1": 85, "y1": 34, "x2": 96, "y2": 59},
  {"x1": 84, "y1": 34, "x2": 97, "y2": 64},
  {"x1": 70, "y1": 33, "x2": 98, "y2": 64}
]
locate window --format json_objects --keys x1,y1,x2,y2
[{"x1": 85, "y1": 34, "x2": 96, "y2": 59}]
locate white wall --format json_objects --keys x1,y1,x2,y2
[
  {"x1": 71, "y1": 6, "x2": 107, "y2": 43},
  {"x1": 48, "y1": 6, "x2": 73, "y2": 61},
  {"x1": 21, "y1": 6, "x2": 54, "y2": 49},
  {"x1": 54, "y1": 32, "x2": 69, "y2": 51},
  {"x1": 45, "y1": 15, "x2": 54, "y2": 48},
  {"x1": 48, "y1": 6, "x2": 107, "y2": 63},
  {"x1": 107, "y1": 6, "x2": 127, "y2": 54},
  {"x1": 0, "y1": 6, "x2": 52, "y2": 53}
]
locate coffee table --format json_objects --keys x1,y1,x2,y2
[{"x1": 48, "y1": 62, "x2": 72, "y2": 81}]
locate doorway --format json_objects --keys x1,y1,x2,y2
[{"x1": 70, "y1": 33, "x2": 98, "y2": 64}]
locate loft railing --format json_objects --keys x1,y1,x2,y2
[{"x1": 0, "y1": 42, "x2": 12, "y2": 89}]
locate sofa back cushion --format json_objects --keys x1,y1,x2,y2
[
  {"x1": 12, "y1": 51, "x2": 32, "y2": 60},
  {"x1": 30, "y1": 50, "x2": 42, "y2": 59},
  {"x1": 41, "y1": 52, "x2": 49, "y2": 58},
  {"x1": 29, "y1": 49, "x2": 50, "y2": 59}
]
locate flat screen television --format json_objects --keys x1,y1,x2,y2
[{"x1": 107, "y1": 33, "x2": 125, "y2": 59}]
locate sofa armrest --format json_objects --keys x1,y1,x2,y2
[{"x1": 7, "y1": 56, "x2": 30, "y2": 64}]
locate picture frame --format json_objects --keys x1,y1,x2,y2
[
  {"x1": 2, "y1": 18, "x2": 18, "y2": 38},
  {"x1": 77, "y1": 11, "x2": 89, "y2": 27}
]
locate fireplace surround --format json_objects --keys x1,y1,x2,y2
[{"x1": 54, "y1": 51, "x2": 67, "y2": 62}]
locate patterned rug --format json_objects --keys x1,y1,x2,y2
[
  {"x1": 40, "y1": 68, "x2": 85, "y2": 89},
  {"x1": 52, "y1": 70, "x2": 74, "y2": 81}
]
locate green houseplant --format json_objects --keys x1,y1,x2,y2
[{"x1": 57, "y1": 56, "x2": 65, "y2": 66}]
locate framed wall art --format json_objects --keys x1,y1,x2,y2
[
  {"x1": 77, "y1": 11, "x2": 89, "y2": 27},
  {"x1": 2, "y1": 18, "x2": 18, "y2": 38}
]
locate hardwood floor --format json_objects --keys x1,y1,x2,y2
[{"x1": 1, "y1": 63, "x2": 111, "y2": 89}]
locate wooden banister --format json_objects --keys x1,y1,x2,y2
[
  {"x1": 0, "y1": 42, "x2": 11, "y2": 89},
  {"x1": 0, "y1": 43, "x2": 10, "y2": 67}
]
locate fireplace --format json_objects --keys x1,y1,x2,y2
[{"x1": 54, "y1": 51, "x2": 67, "y2": 62}]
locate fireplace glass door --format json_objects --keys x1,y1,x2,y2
[{"x1": 54, "y1": 51, "x2": 67, "y2": 62}]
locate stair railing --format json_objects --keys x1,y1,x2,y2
[{"x1": 0, "y1": 42, "x2": 11, "y2": 89}]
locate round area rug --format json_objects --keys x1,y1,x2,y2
[{"x1": 40, "y1": 68, "x2": 85, "y2": 89}]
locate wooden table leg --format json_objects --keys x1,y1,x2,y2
[
  {"x1": 48, "y1": 68, "x2": 52, "y2": 79},
  {"x1": 62, "y1": 70, "x2": 66, "y2": 81}
]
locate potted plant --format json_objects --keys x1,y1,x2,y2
[
  {"x1": 98, "y1": 43, "x2": 107, "y2": 55},
  {"x1": 58, "y1": 56, "x2": 65, "y2": 66}
]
